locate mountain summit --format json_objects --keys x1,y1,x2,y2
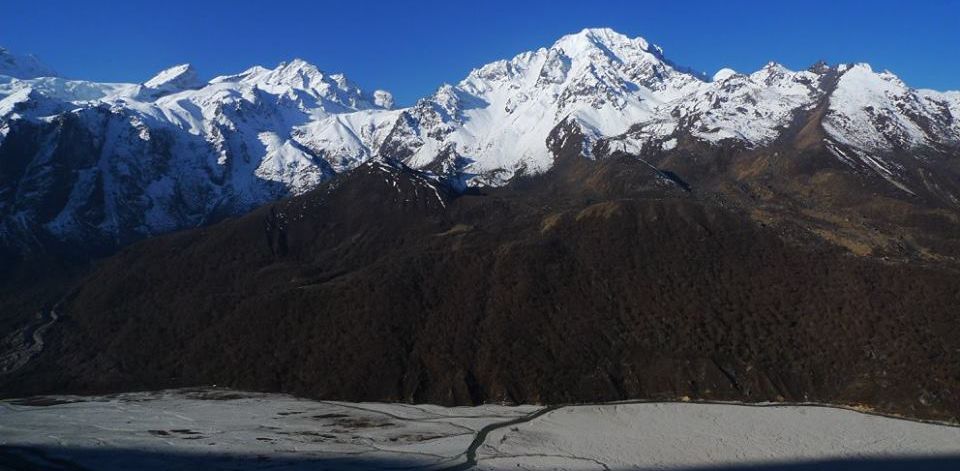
[
  {"x1": 378, "y1": 27, "x2": 704, "y2": 184},
  {"x1": 141, "y1": 63, "x2": 203, "y2": 97}
]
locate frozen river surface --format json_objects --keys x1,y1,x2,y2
[{"x1": 1, "y1": 389, "x2": 959, "y2": 470}]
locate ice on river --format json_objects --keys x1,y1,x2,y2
[
  {"x1": 477, "y1": 402, "x2": 960, "y2": 470},
  {"x1": 1, "y1": 389, "x2": 959, "y2": 470},
  {"x1": 0, "y1": 388, "x2": 536, "y2": 470}
]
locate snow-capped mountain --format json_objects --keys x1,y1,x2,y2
[
  {"x1": 1, "y1": 28, "x2": 958, "y2": 253},
  {"x1": 824, "y1": 64, "x2": 960, "y2": 154},
  {"x1": 618, "y1": 62, "x2": 829, "y2": 148},
  {"x1": 320, "y1": 28, "x2": 959, "y2": 192},
  {"x1": 0, "y1": 56, "x2": 394, "y2": 250},
  {"x1": 376, "y1": 28, "x2": 704, "y2": 185}
]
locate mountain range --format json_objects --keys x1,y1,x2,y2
[
  {"x1": 1, "y1": 29, "x2": 959, "y2": 422},
  {"x1": 2, "y1": 28, "x2": 958, "y2": 253}
]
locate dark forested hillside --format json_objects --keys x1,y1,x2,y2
[{"x1": 4, "y1": 135, "x2": 960, "y2": 422}]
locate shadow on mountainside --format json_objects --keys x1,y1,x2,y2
[{"x1": 3, "y1": 154, "x2": 960, "y2": 422}]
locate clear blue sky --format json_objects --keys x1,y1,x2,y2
[{"x1": 2, "y1": 0, "x2": 958, "y2": 105}]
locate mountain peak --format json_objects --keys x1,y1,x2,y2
[
  {"x1": 278, "y1": 58, "x2": 320, "y2": 74},
  {"x1": 552, "y1": 27, "x2": 657, "y2": 59},
  {"x1": 257, "y1": 58, "x2": 326, "y2": 89},
  {"x1": 712, "y1": 68, "x2": 738, "y2": 82},
  {"x1": 837, "y1": 62, "x2": 874, "y2": 74},
  {"x1": 807, "y1": 60, "x2": 831, "y2": 74},
  {"x1": 835, "y1": 62, "x2": 907, "y2": 87},
  {"x1": 204, "y1": 59, "x2": 393, "y2": 111},
  {"x1": 570, "y1": 27, "x2": 634, "y2": 40},
  {"x1": 144, "y1": 63, "x2": 202, "y2": 90},
  {"x1": 762, "y1": 61, "x2": 788, "y2": 71}
]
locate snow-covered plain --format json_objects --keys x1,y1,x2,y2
[{"x1": 1, "y1": 389, "x2": 958, "y2": 470}]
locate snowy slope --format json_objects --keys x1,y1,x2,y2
[
  {"x1": 825, "y1": 64, "x2": 960, "y2": 152},
  {"x1": 601, "y1": 62, "x2": 829, "y2": 155},
  {"x1": 139, "y1": 64, "x2": 203, "y2": 99},
  {"x1": 818, "y1": 64, "x2": 960, "y2": 194}
]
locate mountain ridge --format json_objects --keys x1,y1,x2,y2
[{"x1": 0, "y1": 28, "x2": 957, "y2": 257}]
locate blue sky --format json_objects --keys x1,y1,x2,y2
[{"x1": 2, "y1": 0, "x2": 958, "y2": 105}]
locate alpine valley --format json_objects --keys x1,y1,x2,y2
[{"x1": 1, "y1": 29, "x2": 959, "y2": 423}]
